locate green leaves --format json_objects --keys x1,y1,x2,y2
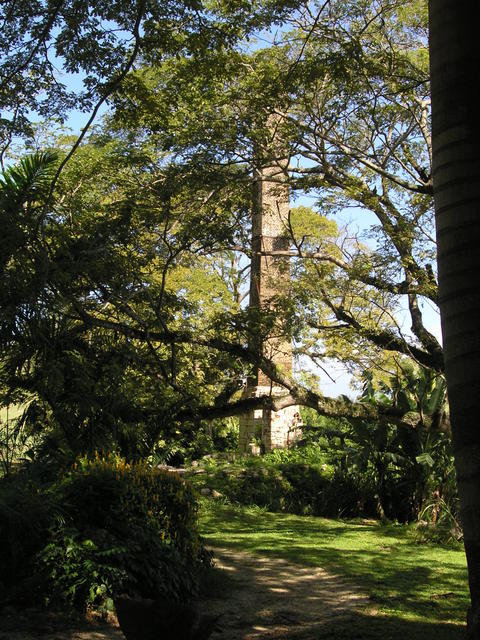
[
  {"x1": 416, "y1": 452, "x2": 434, "y2": 468},
  {"x1": 0, "y1": 150, "x2": 58, "y2": 210},
  {"x1": 0, "y1": 1, "x2": 444, "y2": 467},
  {"x1": 0, "y1": 0, "x2": 298, "y2": 152},
  {"x1": 39, "y1": 527, "x2": 129, "y2": 610}
]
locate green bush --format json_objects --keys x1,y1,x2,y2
[
  {"x1": 0, "y1": 475, "x2": 57, "y2": 600},
  {"x1": 415, "y1": 497, "x2": 463, "y2": 546},
  {"x1": 38, "y1": 453, "x2": 210, "y2": 610},
  {"x1": 263, "y1": 442, "x2": 330, "y2": 468},
  {"x1": 150, "y1": 419, "x2": 239, "y2": 466},
  {"x1": 323, "y1": 467, "x2": 377, "y2": 518},
  {"x1": 38, "y1": 526, "x2": 128, "y2": 611},
  {"x1": 0, "y1": 454, "x2": 211, "y2": 611},
  {"x1": 57, "y1": 454, "x2": 205, "y2": 558},
  {"x1": 279, "y1": 463, "x2": 333, "y2": 516},
  {"x1": 225, "y1": 465, "x2": 292, "y2": 511},
  {"x1": 189, "y1": 448, "x2": 379, "y2": 519}
]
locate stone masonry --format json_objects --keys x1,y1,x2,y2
[{"x1": 239, "y1": 120, "x2": 302, "y2": 453}]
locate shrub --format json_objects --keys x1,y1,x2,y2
[
  {"x1": 322, "y1": 467, "x2": 377, "y2": 518},
  {"x1": 278, "y1": 463, "x2": 331, "y2": 516},
  {"x1": 189, "y1": 450, "x2": 379, "y2": 519},
  {"x1": 415, "y1": 496, "x2": 463, "y2": 546},
  {"x1": 264, "y1": 442, "x2": 330, "y2": 468},
  {"x1": 150, "y1": 419, "x2": 239, "y2": 466},
  {"x1": 38, "y1": 453, "x2": 210, "y2": 611},
  {"x1": 38, "y1": 526, "x2": 128, "y2": 611},
  {"x1": 0, "y1": 475, "x2": 57, "y2": 601},
  {"x1": 226, "y1": 465, "x2": 292, "y2": 511}
]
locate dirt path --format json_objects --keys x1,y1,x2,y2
[
  {"x1": 0, "y1": 547, "x2": 368, "y2": 639},
  {"x1": 202, "y1": 547, "x2": 368, "y2": 639}
]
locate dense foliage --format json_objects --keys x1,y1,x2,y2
[
  {"x1": 190, "y1": 402, "x2": 458, "y2": 532},
  {"x1": 0, "y1": 1, "x2": 445, "y2": 456},
  {"x1": 0, "y1": 454, "x2": 210, "y2": 612}
]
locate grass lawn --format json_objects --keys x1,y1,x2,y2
[{"x1": 199, "y1": 500, "x2": 469, "y2": 639}]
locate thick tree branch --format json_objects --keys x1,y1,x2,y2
[
  {"x1": 280, "y1": 111, "x2": 433, "y2": 195},
  {"x1": 73, "y1": 309, "x2": 438, "y2": 429},
  {"x1": 310, "y1": 299, "x2": 444, "y2": 372}
]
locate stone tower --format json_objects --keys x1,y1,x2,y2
[{"x1": 238, "y1": 121, "x2": 302, "y2": 453}]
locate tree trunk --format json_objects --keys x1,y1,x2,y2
[{"x1": 429, "y1": 2, "x2": 480, "y2": 636}]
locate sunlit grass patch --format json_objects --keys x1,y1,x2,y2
[{"x1": 199, "y1": 500, "x2": 468, "y2": 637}]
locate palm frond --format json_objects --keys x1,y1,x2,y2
[{"x1": 0, "y1": 150, "x2": 58, "y2": 210}]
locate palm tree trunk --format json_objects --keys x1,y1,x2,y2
[{"x1": 429, "y1": 2, "x2": 480, "y2": 636}]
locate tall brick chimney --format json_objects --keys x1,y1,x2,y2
[{"x1": 238, "y1": 118, "x2": 302, "y2": 453}]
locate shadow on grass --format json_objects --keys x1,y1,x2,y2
[
  {"x1": 198, "y1": 557, "x2": 466, "y2": 640},
  {"x1": 200, "y1": 502, "x2": 469, "y2": 626},
  {"x1": 313, "y1": 611, "x2": 466, "y2": 640}
]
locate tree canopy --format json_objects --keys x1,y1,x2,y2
[{"x1": 0, "y1": 0, "x2": 447, "y2": 462}]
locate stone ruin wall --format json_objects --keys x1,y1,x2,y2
[{"x1": 238, "y1": 385, "x2": 303, "y2": 453}]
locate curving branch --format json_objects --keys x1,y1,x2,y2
[
  {"x1": 0, "y1": 0, "x2": 65, "y2": 92},
  {"x1": 40, "y1": 0, "x2": 148, "y2": 223},
  {"x1": 311, "y1": 295, "x2": 444, "y2": 372},
  {"x1": 248, "y1": 245, "x2": 438, "y2": 302},
  {"x1": 278, "y1": 109, "x2": 433, "y2": 195},
  {"x1": 72, "y1": 308, "x2": 439, "y2": 430}
]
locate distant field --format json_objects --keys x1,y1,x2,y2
[{"x1": 199, "y1": 501, "x2": 469, "y2": 639}]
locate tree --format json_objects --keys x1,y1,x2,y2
[
  {"x1": 1, "y1": 0, "x2": 454, "y2": 467},
  {"x1": 0, "y1": 135, "x2": 256, "y2": 461},
  {"x1": 282, "y1": 0, "x2": 442, "y2": 370},
  {"x1": 3, "y1": 0, "x2": 478, "y2": 627},
  {"x1": 110, "y1": 0, "x2": 444, "y2": 393},
  {"x1": 0, "y1": 1, "x2": 315, "y2": 463},
  {"x1": 1, "y1": 0, "x2": 452, "y2": 466},
  {"x1": 429, "y1": 1, "x2": 480, "y2": 635},
  {"x1": 0, "y1": 0, "x2": 298, "y2": 174}
]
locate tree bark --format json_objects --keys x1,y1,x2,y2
[{"x1": 429, "y1": 2, "x2": 480, "y2": 636}]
